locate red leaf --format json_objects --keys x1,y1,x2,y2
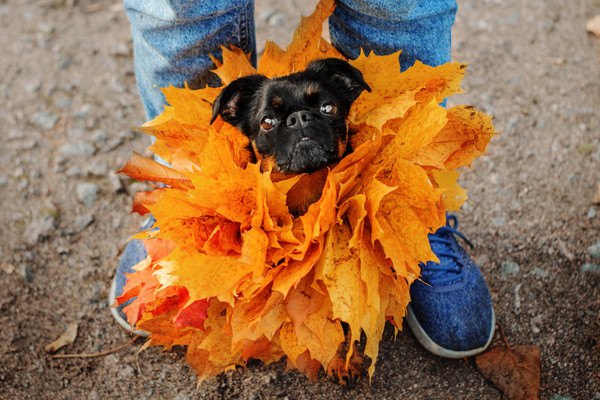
[{"x1": 174, "y1": 299, "x2": 210, "y2": 331}]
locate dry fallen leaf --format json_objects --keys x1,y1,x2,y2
[
  {"x1": 587, "y1": 15, "x2": 600, "y2": 36},
  {"x1": 475, "y1": 345, "x2": 541, "y2": 400},
  {"x1": 45, "y1": 323, "x2": 78, "y2": 353},
  {"x1": 116, "y1": 0, "x2": 495, "y2": 382}
]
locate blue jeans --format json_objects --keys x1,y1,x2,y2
[{"x1": 124, "y1": 0, "x2": 457, "y2": 120}]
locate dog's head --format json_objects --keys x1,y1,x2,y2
[{"x1": 211, "y1": 58, "x2": 370, "y2": 174}]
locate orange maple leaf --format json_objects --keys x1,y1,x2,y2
[{"x1": 116, "y1": 0, "x2": 495, "y2": 382}]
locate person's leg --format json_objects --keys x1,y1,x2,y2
[
  {"x1": 110, "y1": 0, "x2": 256, "y2": 333},
  {"x1": 330, "y1": 0, "x2": 495, "y2": 358},
  {"x1": 125, "y1": 0, "x2": 256, "y2": 120},
  {"x1": 330, "y1": 0, "x2": 456, "y2": 70}
]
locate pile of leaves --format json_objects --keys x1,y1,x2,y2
[{"x1": 116, "y1": 0, "x2": 495, "y2": 382}]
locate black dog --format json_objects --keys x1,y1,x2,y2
[{"x1": 210, "y1": 58, "x2": 371, "y2": 175}]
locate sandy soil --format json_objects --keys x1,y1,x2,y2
[{"x1": 0, "y1": 0, "x2": 599, "y2": 399}]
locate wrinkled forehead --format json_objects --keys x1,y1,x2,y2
[{"x1": 259, "y1": 78, "x2": 328, "y2": 110}]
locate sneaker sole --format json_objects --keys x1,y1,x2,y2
[
  {"x1": 108, "y1": 276, "x2": 150, "y2": 337},
  {"x1": 406, "y1": 304, "x2": 495, "y2": 359}
]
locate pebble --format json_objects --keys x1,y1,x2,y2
[
  {"x1": 92, "y1": 129, "x2": 108, "y2": 144},
  {"x1": 85, "y1": 160, "x2": 109, "y2": 177},
  {"x1": 76, "y1": 182, "x2": 100, "y2": 208},
  {"x1": 588, "y1": 207, "x2": 597, "y2": 219},
  {"x1": 588, "y1": 241, "x2": 600, "y2": 259},
  {"x1": 531, "y1": 267, "x2": 550, "y2": 278},
  {"x1": 118, "y1": 365, "x2": 134, "y2": 379},
  {"x1": 59, "y1": 142, "x2": 96, "y2": 158},
  {"x1": 501, "y1": 261, "x2": 520, "y2": 277},
  {"x1": 23, "y1": 216, "x2": 56, "y2": 245},
  {"x1": 0, "y1": 176, "x2": 8, "y2": 186},
  {"x1": 74, "y1": 214, "x2": 95, "y2": 232},
  {"x1": 550, "y1": 396, "x2": 574, "y2": 400},
  {"x1": 30, "y1": 111, "x2": 58, "y2": 130},
  {"x1": 102, "y1": 137, "x2": 124, "y2": 152},
  {"x1": 109, "y1": 174, "x2": 124, "y2": 193},
  {"x1": 491, "y1": 216, "x2": 506, "y2": 227},
  {"x1": 18, "y1": 139, "x2": 38, "y2": 150},
  {"x1": 19, "y1": 265, "x2": 34, "y2": 283},
  {"x1": 76, "y1": 104, "x2": 92, "y2": 119},
  {"x1": 514, "y1": 283, "x2": 522, "y2": 311},
  {"x1": 581, "y1": 263, "x2": 600, "y2": 274}
]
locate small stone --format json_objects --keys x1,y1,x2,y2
[
  {"x1": 501, "y1": 261, "x2": 520, "y2": 277},
  {"x1": 19, "y1": 139, "x2": 38, "y2": 150},
  {"x1": 505, "y1": 116, "x2": 519, "y2": 135},
  {"x1": 0, "y1": 262, "x2": 15, "y2": 274},
  {"x1": 85, "y1": 160, "x2": 109, "y2": 177},
  {"x1": 57, "y1": 246, "x2": 70, "y2": 255},
  {"x1": 491, "y1": 216, "x2": 506, "y2": 227},
  {"x1": 587, "y1": 207, "x2": 597, "y2": 219},
  {"x1": 581, "y1": 263, "x2": 600, "y2": 274},
  {"x1": 76, "y1": 182, "x2": 100, "y2": 208},
  {"x1": 76, "y1": 104, "x2": 92, "y2": 119},
  {"x1": 0, "y1": 176, "x2": 8, "y2": 186},
  {"x1": 55, "y1": 95, "x2": 72, "y2": 109},
  {"x1": 514, "y1": 283, "x2": 522, "y2": 311},
  {"x1": 550, "y1": 396, "x2": 575, "y2": 400},
  {"x1": 30, "y1": 111, "x2": 58, "y2": 130},
  {"x1": 117, "y1": 129, "x2": 135, "y2": 140},
  {"x1": 74, "y1": 214, "x2": 95, "y2": 232},
  {"x1": 23, "y1": 216, "x2": 56, "y2": 245},
  {"x1": 102, "y1": 137, "x2": 123, "y2": 152},
  {"x1": 118, "y1": 365, "x2": 135, "y2": 378},
  {"x1": 109, "y1": 174, "x2": 124, "y2": 193},
  {"x1": 111, "y1": 41, "x2": 131, "y2": 57},
  {"x1": 59, "y1": 142, "x2": 96, "y2": 158},
  {"x1": 531, "y1": 267, "x2": 549, "y2": 278},
  {"x1": 92, "y1": 130, "x2": 108, "y2": 144},
  {"x1": 23, "y1": 78, "x2": 42, "y2": 93},
  {"x1": 18, "y1": 265, "x2": 34, "y2": 283},
  {"x1": 588, "y1": 241, "x2": 600, "y2": 259},
  {"x1": 509, "y1": 199, "x2": 521, "y2": 211},
  {"x1": 17, "y1": 180, "x2": 29, "y2": 191}
]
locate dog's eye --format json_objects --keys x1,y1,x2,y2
[
  {"x1": 260, "y1": 116, "x2": 277, "y2": 130},
  {"x1": 320, "y1": 102, "x2": 337, "y2": 115}
]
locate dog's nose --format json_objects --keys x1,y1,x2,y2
[{"x1": 286, "y1": 111, "x2": 313, "y2": 129}]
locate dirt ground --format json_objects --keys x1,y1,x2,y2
[{"x1": 1, "y1": 0, "x2": 599, "y2": 399}]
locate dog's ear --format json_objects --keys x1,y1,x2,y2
[
  {"x1": 306, "y1": 58, "x2": 371, "y2": 102},
  {"x1": 211, "y1": 74, "x2": 268, "y2": 125}
]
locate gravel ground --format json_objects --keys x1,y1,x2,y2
[{"x1": 1, "y1": 0, "x2": 599, "y2": 399}]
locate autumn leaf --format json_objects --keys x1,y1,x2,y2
[
  {"x1": 116, "y1": 0, "x2": 495, "y2": 383},
  {"x1": 45, "y1": 323, "x2": 78, "y2": 353},
  {"x1": 476, "y1": 345, "x2": 541, "y2": 400}
]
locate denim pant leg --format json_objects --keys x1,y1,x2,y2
[
  {"x1": 330, "y1": 0, "x2": 457, "y2": 70},
  {"x1": 124, "y1": 0, "x2": 256, "y2": 120}
]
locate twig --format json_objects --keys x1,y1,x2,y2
[
  {"x1": 50, "y1": 337, "x2": 140, "y2": 359},
  {"x1": 498, "y1": 324, "x2": 511, "y2": 350}
]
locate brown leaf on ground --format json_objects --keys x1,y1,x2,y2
[
  {"x1": 475, "y1": 345, "x2": 540, "y2": 400},
  {"x1": 45, "y1": 323, "x2": 78, "y2": 353},
  {"x1": 587, "y1": 15, "x2": 600, "y2": 36}
]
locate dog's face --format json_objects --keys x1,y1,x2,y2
[{"x1": 211, "y1": 58, "x2": 370, "y2": 174}]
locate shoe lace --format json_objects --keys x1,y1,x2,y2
[{"x1": 420, "y1": 215, "x2": 474, "y2": 285}]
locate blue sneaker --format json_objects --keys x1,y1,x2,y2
[
  {"x1": 108, "y1": 216, "x2": 155, "y2": 336},
  {"x1": 406, "y1": 215, "x2": 495, "y2": 358}
]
